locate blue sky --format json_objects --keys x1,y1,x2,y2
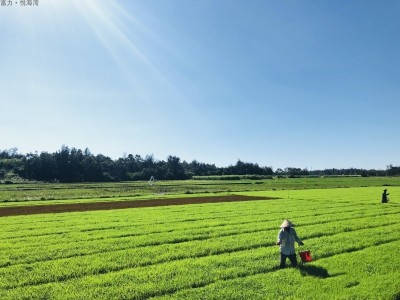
[{"x1": 1, "y1": 0, "x2": 399, "y2": 170}]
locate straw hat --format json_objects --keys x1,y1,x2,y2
[{"x1": 280, "y1": 219, "x2": 295, "y2": 228}]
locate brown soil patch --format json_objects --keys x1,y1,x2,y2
[{"x1": 0, "y1": 195, "x2": 277, "y2": 217}]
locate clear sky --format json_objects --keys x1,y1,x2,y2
[{"x1": 1, "y1": 0, "x2": 399, "y2": 170}]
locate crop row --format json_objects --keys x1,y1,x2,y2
[
  {"x1": 0, "y1": 199, "x2": 383, "y2": 248},
  {"x1": 0, "y1": 205, "x2": 396, "y2": 268},
  {"x1": 0, "y1": 194, "x2": 384, "y2": 241},
  {"x1": 2, "y1": 185, "x2": 390, "y2": 230},
  {"x1": 1, "y1": 216, "x2": 399, "y2": 291},
  {"x1": 1, "y1": 187, "x2": 398, "y2": 299},
  {"x1": 150, "y1": 240, "x2": 400, "y2": 300},
  {"x1": 1, "y1": 228, "x2": 399, "y2": 299}
]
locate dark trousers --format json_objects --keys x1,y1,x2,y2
[{"x1": 280, "y1": 253, "x2": 298, "y2": 268}]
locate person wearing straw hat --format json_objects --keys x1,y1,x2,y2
[{"x1": 276, "y1": 219, "x2": 304, "y2": 268}]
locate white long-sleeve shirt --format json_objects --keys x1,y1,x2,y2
[{"x1": 277, "y1": 228, "x2": 303, "y2": 255}]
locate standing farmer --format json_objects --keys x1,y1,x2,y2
[
  {"x1": 381, "y1": 189, "x2": 390, "y2": 203},
  {"x1": 276, "y1": 219, "x2": 304, "y2": 268}
]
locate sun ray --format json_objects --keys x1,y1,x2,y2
[{"x1": 72, "y1": 1, "x2": 152, "y2": 70}]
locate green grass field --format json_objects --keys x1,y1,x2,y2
[
  {"x1": 0, "y1": 176, "x2": 398, "y2": 205},
  {"x1": 0, "y1": 178, "x2": 399, "y2": 299}
]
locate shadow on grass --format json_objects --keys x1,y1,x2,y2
[{"x1": 298, "y1": 264, "x2": 330, "y2": 278}]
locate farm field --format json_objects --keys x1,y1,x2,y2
[
  {"x1": 0, "y1": 176, "x2": 399, "y2": 205},
  {"x1": 0, "y1": 179, "x2": 399, "y2": 299}
]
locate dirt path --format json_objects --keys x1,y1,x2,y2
[{"x1": 0, "y1": 195, "x2": 277, "y2": 217}]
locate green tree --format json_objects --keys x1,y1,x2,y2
[{"x1": 166, "y1": 156, "x2": 186, "y2": 179}]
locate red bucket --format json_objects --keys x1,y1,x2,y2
[{"x1": 299, "y1": 250, "x2": 312, "y2": 263}]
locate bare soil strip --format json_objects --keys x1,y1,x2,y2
[{"x1": 0, "y1": 195, "x2": 277, "y2": 217}]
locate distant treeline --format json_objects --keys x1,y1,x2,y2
[{"x1": 0, "y1": 146, "x2": 399, "y2": 183}]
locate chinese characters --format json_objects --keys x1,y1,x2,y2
[{"x1": 1, "y1": 0, "x2": 39, "y2": 6}]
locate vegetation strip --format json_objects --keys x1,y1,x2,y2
[
  {"x1": 2, "y1": 210, "x2": 397, "y2": 269},
  {"x1": 0, "y1": 185, "x2": 399, "y2": 299},
  {"x1": 149, "y1": 240, "x2": 400, "y2": 300},
  {"x1": 2, "y1": 216, "x2": 398, "y2": 288},
  {"x1": 0, "y1": 195, "x2": 276, "y2": 217},
  {"x1": 0, "y1": 201, "x2": 377, "y2": 241}
]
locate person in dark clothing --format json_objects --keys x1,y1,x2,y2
[{"x1": 382, "y1": 189, "x2": 390, "y2": 203}]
